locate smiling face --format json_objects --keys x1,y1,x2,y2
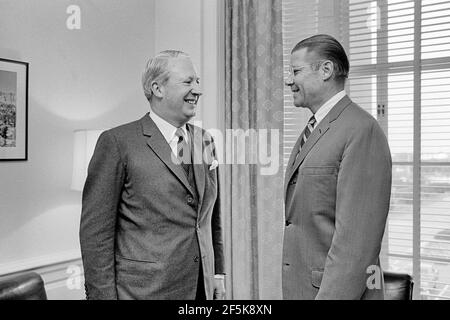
[
  {"x1": 285, "y1": 48, "x2": 324, "y2": 112},
  {"x1": 157, "y1": 56, "x2": 202, "y2": 127}
]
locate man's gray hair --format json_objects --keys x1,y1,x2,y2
[{"x1": 142, "y1": 50, "x2": 190, "y2": 101}]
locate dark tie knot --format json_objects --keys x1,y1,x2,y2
[{"x1": 175, "y1": 128, "x2": 185, "y2": 141}]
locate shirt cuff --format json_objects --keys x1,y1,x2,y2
[{"x1": 214, "y1": 274, "x2": 225, "y2": 280}]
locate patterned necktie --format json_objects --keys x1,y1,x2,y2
[
  {"x1": 293, "y1": 115, "x2": 316, "y2": 165},
  {"x1": 175, "y1": 128, "x2": 191, "y2": 175}
]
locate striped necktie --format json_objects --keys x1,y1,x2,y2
[
  {"x1": 175, "y1": 128, "x2": 199, "y2": 201},
  {"x1": 175, "y1": 128, "x2": 191, "y2": 174},
  {"x1": 293, "y1": 115, "x2": 316, "y2": 165},
  {"x1": 300, "y1": 115, "x2": 316, "y2": 149}
]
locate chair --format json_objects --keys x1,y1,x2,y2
[
  {"x1": 383, "y1": 271, "x2": 414, "y2": 300},
  {"x1": 0, "y1": 272, "x2": 47, "y2": 300}
]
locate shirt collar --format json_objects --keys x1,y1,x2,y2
[
  {"x1": 314, "y1": 90, "x2": 347, "y2": 125},
  {"x1": 149, "y1": 109, "x2": 188, "y2": 144}
]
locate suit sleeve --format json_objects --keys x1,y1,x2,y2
[
  {"x1": 316, "y1": 120, "x2": 392, "y2": 300},
  {"x1": 79, "y1": 130, "x2": 125, "y2": 300},
  {"x1": 211, "y1": 140, "x2": 225, "y2": 275}
]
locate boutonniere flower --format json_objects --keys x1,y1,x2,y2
[{"x1": 209, "y1": 159, "x2": 219, "y2": 171}]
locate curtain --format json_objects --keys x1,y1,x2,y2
[{"x1": 224, "y1": 0, "x2": 284, "y2": 299}]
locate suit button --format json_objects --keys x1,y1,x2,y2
[
  {"x1": 187, "y1": 196, "x2": 194, "y2": 204},
  {"x1": 194, "y1": 256, "x2": 199, "y2": 262},
  {"x1": 285, "y1": 221, "x2": 291, "y2": 226}
]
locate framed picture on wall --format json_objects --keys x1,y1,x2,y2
[{"x1": 0, "y1": 58, "x2": 28, "y2": 161}]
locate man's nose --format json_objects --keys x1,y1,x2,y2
[
  {"x1": 192, "y1": 82, "x2": 203, "y2": 96},
  {"x1": 285, "y1": 74, "x2": 294, "y2": 87}
]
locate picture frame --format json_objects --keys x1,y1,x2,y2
[{"x1": 0, "y1": 58, "x2": 28, "y2": 161}]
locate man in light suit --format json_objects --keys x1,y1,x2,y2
[
  {"x1": 80, "y1": 50, "x2": 225, "y2": 300},
  {"x1": 283, "y1": 35, "x2": 392, "y2": 299}
]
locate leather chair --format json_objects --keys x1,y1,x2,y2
[
  {"x1": 384, "y1": 271, "x2": 414, "y2": 300},
  {"x1": 0, "y1": 272, "x2": 47, "y2": 300}
]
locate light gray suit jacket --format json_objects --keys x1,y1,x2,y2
[
  {"x1": 283, "y1": 96, "x2": 392, "y2": 300},
  {"x1": 80, "y1": 114, "x2": 224, "y2": 300}
]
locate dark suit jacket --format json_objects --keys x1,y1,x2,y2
[
  {"x1": 283, "y1": 96, "x2": 392, "y2": 299},
  {"x1": 80, "y1": 113, "x2": 224, "y2": 300}
]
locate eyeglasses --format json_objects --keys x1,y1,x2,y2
[{"x1": 288, "y1": 60, "x2": 327, "y2": 77}]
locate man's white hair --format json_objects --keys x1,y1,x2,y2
[{"x1": 142, "y1": 50, "x2": 190, "y2": 101}]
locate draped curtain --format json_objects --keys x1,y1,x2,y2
[{"x1": 223, "y1": 0, "x2": 284, "y2": 299}]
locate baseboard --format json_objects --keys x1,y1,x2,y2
[
  {"x1": 0, "y1": 250, "x2": 81, "y2": 276},
  {"x1": 38, "y1": 257, "x2": 86, "y2": 300}
]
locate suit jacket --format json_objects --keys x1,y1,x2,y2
[
  {"x1": 283, "y1": 96, "x2": 392, "y2": 300},
  {"x1": 79, "y1": 113, "x2": 224, "y2": 300}
]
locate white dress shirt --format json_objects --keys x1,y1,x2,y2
[
  {"x1": 149, "y1": 110, "x2": 188, "y2": 156},
  {"x1": 314, "y1": 90, "x2": 347, "y2": 126}
]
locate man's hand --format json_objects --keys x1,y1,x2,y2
[{"x1": 213, "y1": 278, "x2": 225, "y2": 300}]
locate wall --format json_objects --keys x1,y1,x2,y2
[{"x1": 0, "y1": 0, "x2": 156, "y2": 277}]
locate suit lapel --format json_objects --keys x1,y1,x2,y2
[
  {"x1": 188, "y1": 124, "x2": 205, "y2": 208},
  {"x1": 284, "y1": 128, "x2": 306, "y2": 194},
  {"x1": 284, "y1": 96, "x2": 353, "y2": 196},
  {"x1": 291, "y1": 120, "x2": 330, "y2": 171},
  {"x1": 141, "y1": 114, "x2": 195, "y2": 196},
  {"x1": 286, "y1": 127, "x2": 306, "y2": 170},
  {"x1": 284, "y1": 121, "x2": 329, "y2": 196}
]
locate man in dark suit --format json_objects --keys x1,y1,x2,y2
[
  {"x1": 283, "y1": 35, "x2": 392, "y2": 299},
  {"x1": 80, "y1": 50, "x2": 225, "y2": 300}
]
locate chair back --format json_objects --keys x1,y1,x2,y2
[
  {"x1": 0, "y1": 272, "x2": 47, "y2": 300},
  {"x1": 384, "y1": 271, "x2": 414, "y2": 300}
]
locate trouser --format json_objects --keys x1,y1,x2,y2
[{"x1": 195, "y1": 260, "x2": 206, "y2": 300}]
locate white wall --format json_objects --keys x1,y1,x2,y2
[{"x1": 0, "y1": 0, "x2": 156, "y2": 274}]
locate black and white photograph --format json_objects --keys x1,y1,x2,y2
[
  {"x1": 0, "y1": 58, "x2": 28, "y2": 160},
  {"x1": 0, "y1": 0, "x2": 449, "y2": 308},
  {"x1": 0, "y1": 70, "x2": 16, "y2": 147}
]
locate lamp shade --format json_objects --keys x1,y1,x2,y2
[{"x1": 71, "y1": 129, "x2": 104, "y2": 191}]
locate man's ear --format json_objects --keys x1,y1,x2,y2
[
  {"x1": 151, "y1": 81, "x2": 164, "y2": 98},
  {"x1": 321, "y1": 60, "x2": 334, "y2": 81}
]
